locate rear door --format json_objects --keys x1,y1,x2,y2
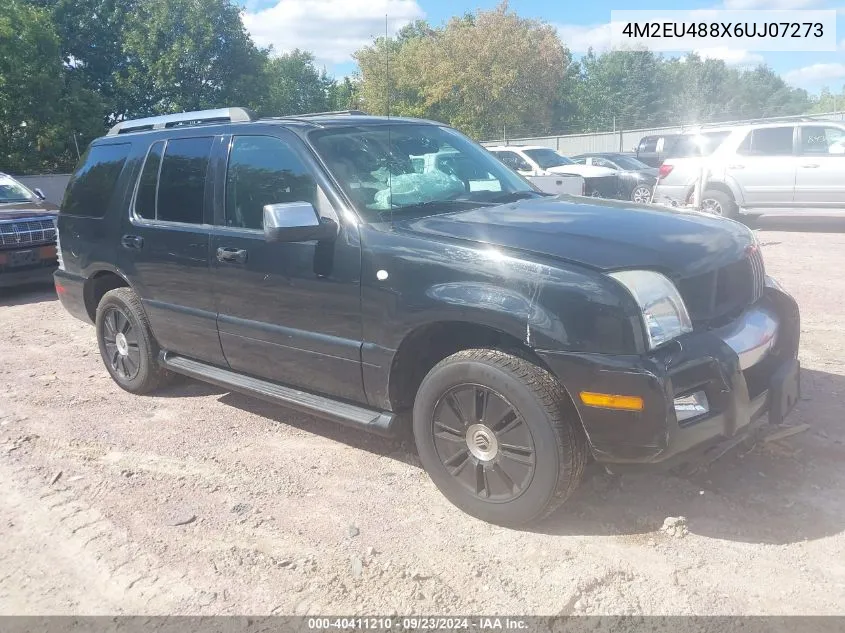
[
  {"x1": 795, "y1": 124, "x2": 845, "y2": 207},
  {"x1": 728, "y1": 126, "x2": 797, "y2": 207},
  {"x1": 119, "y1": 134, "x2": 225, "y2": 365},
  {"x1": 210, "y1": 130, "x2": 366, "y2": 403}
]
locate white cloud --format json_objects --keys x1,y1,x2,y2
[
  {"x1": 694, "y1": 47, "x2": 765, "y2": 65},
  {"x1": 783, "y1": 63, "x2": 845, "y2": 85},
  {"x1": 243, "y1": 0, "x2": 425, "y2": 65},
  {"x1": 721, "y1": 0, "x2": 826, "y2": 7},
  {"x1": 555, "y1": 23, "x2": 613, "y2": 53}
]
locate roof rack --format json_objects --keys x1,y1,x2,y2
[
  {"x1": 694, "y1": 115, "x2": 821, "y2": 130},
  {"x1": 289, "y1": 110, "x2": 366, "y2": 118},
  {"x1": 106, "y1": 107, "x2": 256, "y2": 136}
]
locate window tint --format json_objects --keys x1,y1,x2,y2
[
  {"x1": 134, "y1": 141, "x2": 164, "y2": 220},
  {"x1": 739, "y1": 127, "x2": 794, "y2": 156},
  {"x1": 493, "y1": 151, "x2": 530, "y2": 171},
  {"x1": 156, "y1": 137, "x2": 212, "y2": 224},
  {"x1": 800, "y1": 126, "x2": 845, "y2": 155},
  {"x1": 667, "y1": 132, "x2": 730, "y2": 158},
  {"x1": 638, "y1": 137, "x2": 658, "y2": 153},
  {"x1": 225, "y1": 136, "x2": 318, "y2": 230},
  {"x1": 62, "y1": 143, "x2": 130, "y2": 216}
]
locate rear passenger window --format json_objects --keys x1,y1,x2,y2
[
  {"x1": 225, "y1": 136, "x2": 317, "y2": 230},
  {"x1": 738, "y1": 127, "x2": 794, "y2": 156},
  {"x1": 62, "y1": 143, "x2": 130, "y2": 217},
  {"x1": 157, "y1": 137, "x2": 213, "y2": 224}
]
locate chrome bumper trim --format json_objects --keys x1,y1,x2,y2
[{"x1": 715, "y1": 304, "x2": 778, "y2": 370}]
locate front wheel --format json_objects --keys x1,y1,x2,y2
[{"x1": 412, "y1": 349, "x2": 588, "y2": 526}]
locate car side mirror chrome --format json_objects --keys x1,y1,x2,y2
[
  {"x1": 34, "y1": 188, "x2": 46, "y2": 200},
  {"x1": 263, "y1": 202, "x2": 338, "y2": 243}
]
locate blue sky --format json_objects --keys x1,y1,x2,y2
[{"x1": 239, "y1": 0, "x2": 845, "y2": 93}]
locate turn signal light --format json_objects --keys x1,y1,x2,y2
[{"x1": 579, "y1": 391, "x2": 644, "y2": 411}]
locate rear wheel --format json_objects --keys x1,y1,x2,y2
[
  {"x1": 700, "y1": 189, "x2": 738, "y2": 219},
  {"x1": 412, "y1": 349, "x2": 587, "y2": 526},
  {"x1": 630, "y1": 184, "x2": 652, "y2": 204},
  {"x1": 95, "y1": 287, "x2": 172, "y2": 394}
]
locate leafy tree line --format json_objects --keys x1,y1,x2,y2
[{"x1": 0, "y1": 0, "x2": 836, "y2": 174}]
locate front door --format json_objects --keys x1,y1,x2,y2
[
  {"x1": 795, "y1": 124, "x2": 845, "y2": 207},
  {"x1": 728, "y1": 126, "x2": 797, "y2": 207},
  {"x1": 119, "y1": 134, "x2": 225, "y2": 366},
  {"x1": 210, "y1": 131, "x2": 366, "y2": 403}
]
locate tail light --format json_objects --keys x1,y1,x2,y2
[{"x1": 658, "y1": 164, "x2": 673, "y2": 181}]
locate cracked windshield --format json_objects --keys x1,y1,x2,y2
[{"x1": 310, "y1": 124, "x2": 542, "y2": 218}]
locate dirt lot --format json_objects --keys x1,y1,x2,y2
[{"x1": 1, "y1": 228, "x2": 845, "y2": 616}]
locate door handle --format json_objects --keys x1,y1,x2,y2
[
  {"x1": 121, "y1": 235, "x2": 144, "y2": 250},
  {"x1": 216, "y1": 247, "x2": 248, "y2": 264},
  {"x1": 802, "y1": 164, "x2": 820, "y2": 168},
  {"x1": 729, "y1": 164, "x2": 745, "y2": 170}
]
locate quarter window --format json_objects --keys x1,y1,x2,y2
[
  {"x1": 225, "y1": 135, "x2": 318, "y2": 230},
  {"x1": 135, "y1": 141, "x2": 164, "y2": 220},
  {"x1": 62, "y1": 143, "x2": 131, "y2": 217}
]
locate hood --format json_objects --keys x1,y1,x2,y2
[
  {"x1": 393, "y1": 196, "x2": 755, "y2": 279},
  {"x1": 0, "y1": 200, "x2": 59, "y2": 220},
  {"x1": 546, "y1": 165, "x2": 617, "y2": 178}
]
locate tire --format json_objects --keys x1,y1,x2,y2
[
  {"x1": 700, "y1": 189, "x2": 738, "y2": 219},
  {"x1": 95, "y1": 287, "x2": 171, "y2": 394},
  {"x1": 412, "y1": 349, "x2": 588, "y2": 526},
  {"x1": 630, "y1": 184, "x2": 652, "y2": 204}
]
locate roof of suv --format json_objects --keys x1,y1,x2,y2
[{"x1": 105, "y1": 107, "x2": 440, "y2": 138}]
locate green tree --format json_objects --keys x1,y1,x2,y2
[
  {"x1": 809, "y1": 86, "x2": 845, "y2": 114},
  {"x1": 0, "y1": 0, "x2": 102, "y2": 173},
  {"x1": 258, "y1": 50, "x2": 335, "y2": 116},
  {"x1": 572, "y1": 50, "x2": 667, "y2": 132},
  {"x1": 116, "y1": 0, "x2": 266, "y2": 119},
  {"x1": 354, "y1": 3, "x2": 567, "y2": 139}
]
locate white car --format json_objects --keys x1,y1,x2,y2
[
  {"x1": 652, "y1": 120, "x2": 845, "y2": 218},
  {"x1": 487, "y1": 145, "x2": 619, "y2": 197}
]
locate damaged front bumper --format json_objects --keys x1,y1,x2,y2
[{"x1": 537, "y1": 277, "x2": 800, "y2": 470}]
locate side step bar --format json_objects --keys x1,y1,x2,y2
[{"x1": 160, "y1": 354, "x2": 397, "y2": 437}]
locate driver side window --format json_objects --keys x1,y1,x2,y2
[
  {"x1": 495, "y1": 151, "x2": 531, "y2": 171},
  {"x1": 225, "y1": 135, "x2": 319, "y2": 230}
]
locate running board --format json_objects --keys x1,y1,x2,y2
[{"x1": 160, "y1": 354, "x2": 397, "y2": 437}]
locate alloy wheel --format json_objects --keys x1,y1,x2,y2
[
  {"x1": 101, "y1": 307, "x2": 141, "y2": 381},
  {"x1": 701, "y1": 198, "x2": 724, "y2": 215},
  {"x1": 431, "y1": 384, "x2": 536, "y2": 502},
  {"x1": 631, "y1": 185, "x2": 651, "y2": 203}
]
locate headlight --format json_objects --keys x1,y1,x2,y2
[{"x1": 609, "y1": 270, "x2": 693, "y2": 349}]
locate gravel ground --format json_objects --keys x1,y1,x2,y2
[{"x1": 1, "y1": 228, "x2": 844, "y2": 616}]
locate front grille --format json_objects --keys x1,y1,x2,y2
[
  {"x1": 0, "y1": 218, "x2": 57, "y2": 249},
  {"x1": 678, "y1": 247, "x2": 765, "y2": 328}
]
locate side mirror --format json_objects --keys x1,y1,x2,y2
[
  {"x1": 263, "y1": 202, "x2": 338, "y2": 243},
  {"x1": 34, "y1": 188, "x2": 46, "y2": 200}
]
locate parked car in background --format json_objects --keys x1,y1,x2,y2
[
  {"x1": 487, "y1": 145, "x2": 617, "y2": 198},
  {"x1": 635, "y1": 133, "x2": 683, "y2": 167},
  {"x1": 653, "y1": 120, "x2": 845, "y2": 218},
  {"x1": 571, "y1": 153, "x2": 658, "y2": 203},
  {"x1": 55, "y1": 108, "x2": 800, "y2": 526},
  {"x1": 0, "y1": 173, "x2": 58, "y2": 288}
]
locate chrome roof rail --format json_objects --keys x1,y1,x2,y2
[{"x1": 106, "y1": 107, "x2": 256, "y2": 136}]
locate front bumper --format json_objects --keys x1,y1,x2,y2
[
  {"x1": 0, "y1": 253, "x2": 57, "y2": 288},
  {"x1": 537, "y1": 280, "x2": 800, "y2": 469}
]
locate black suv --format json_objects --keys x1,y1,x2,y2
[
  {"x1": 55, "y1": 108, "x2": 801, "y2": 525},
  {"x1": 1, "y1": 173, "x2": 58, "y2": 288}
]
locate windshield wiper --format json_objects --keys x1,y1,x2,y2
[
  {"x1": 376, "y1": 198, "x2": 490, "y2": 220},
  {"x1": 487, "y1": 191, "x2": 547, "y2": 203}
]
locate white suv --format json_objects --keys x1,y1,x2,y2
[{"x1": 652, "y1": 120, "x2": 845, "y2": 218}]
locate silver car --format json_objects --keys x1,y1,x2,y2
[{"x1": 652, "y1": 120, "x2": 845, "y2": 218}]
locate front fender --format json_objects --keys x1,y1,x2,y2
[{"x1": 359, "y1": 226, "x2": 642, "y2": 408}]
